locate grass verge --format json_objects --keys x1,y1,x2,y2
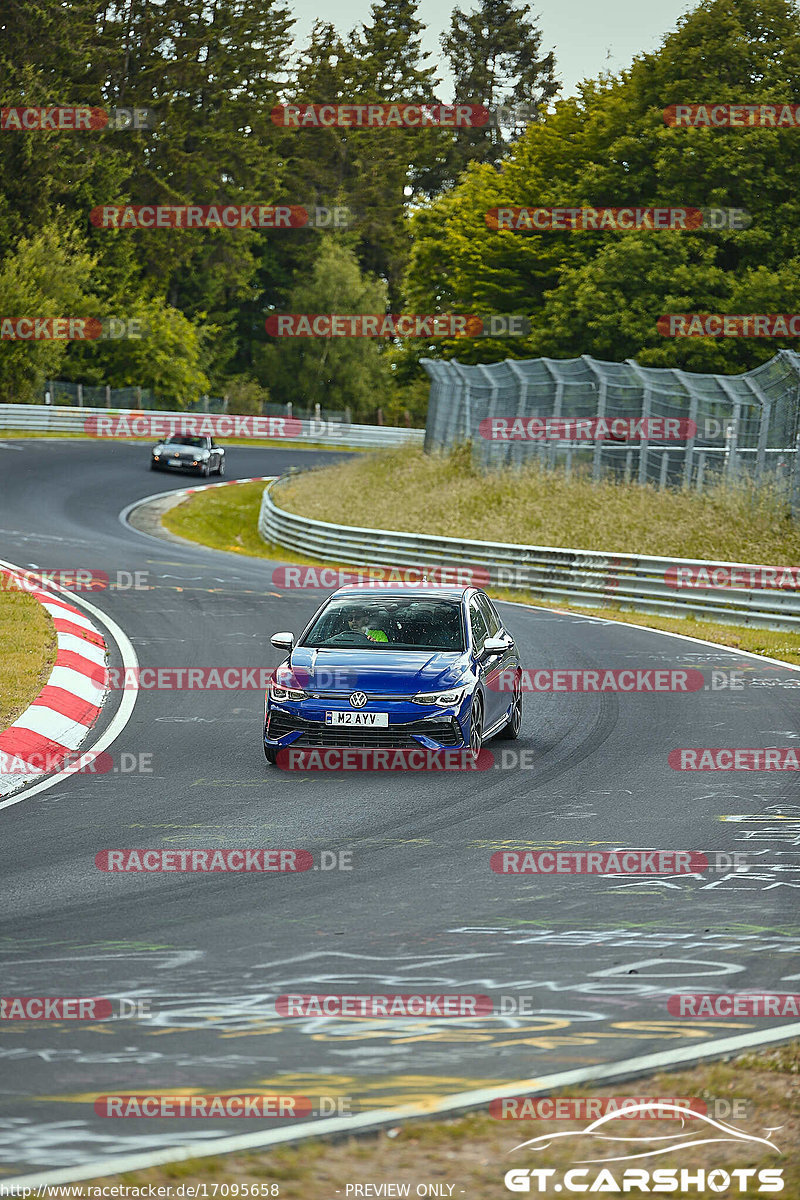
[
  {"x1": 61, "y1": 1041, "x2": 799, "y2": 1195},
  {"x1": 0, "y1": 588, "x2": 57, "y2": 729},
  {"x1": 161, "y1": 478, "x2": 800, "y2": 666}
]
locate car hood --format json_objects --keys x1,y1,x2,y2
[{"x1": 285, "y1": 646, "x2": 468, "y2": 694}]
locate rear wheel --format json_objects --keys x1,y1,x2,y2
[{"x1": 498, "y1": 677, "x2": 523, "y2": 740}]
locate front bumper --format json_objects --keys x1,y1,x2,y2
[
  {"x1": 152, "y1": 458, "x2": 206, "y2": 473},
  {"x1": 265, "y1": 698, "x2": 468, "y2": 750}
]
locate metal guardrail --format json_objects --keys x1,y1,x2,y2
[
  {"x1": 0, "y1": 404, "x2": 424, "y2": 450},
  {"x1": 259, "y1": 475, "x2": 800, "y2": 631}
]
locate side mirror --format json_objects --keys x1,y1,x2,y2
[
  {"x1": 271, "y1": 632, "x2": 294, "y2": 652},
  {"x1": 480, "y1": 635, "x2": 507, "y2": 660}
]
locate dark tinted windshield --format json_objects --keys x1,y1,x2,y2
[
  {"x1": 301, "y1": 597, "x2": 465, "y2": 651},
  {"x1": 165, "y1": 436, "x2": 205, "y2": 448}
]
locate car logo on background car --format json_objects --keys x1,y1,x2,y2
[{"x1": 349, "y1": 692, "x2": 367, "y2": 708}]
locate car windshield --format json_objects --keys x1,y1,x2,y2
[
  {"x1": 165, "y1": 436, "x2": 205, "y2": 448},
  {"x1": 301, "y1": 597, "x2": 465, "y2": 651}
]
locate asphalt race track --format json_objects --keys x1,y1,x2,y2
[{"x1": 1, "y1": 438, "x2": 799, "y2": 1177}]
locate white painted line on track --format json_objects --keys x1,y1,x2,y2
[
  {"x1": 5, "y1": 1020, "x2": 800, "y2": 1186},
  {"x1": 0, "y1": 558, "x2": 140, "y2": 812}
]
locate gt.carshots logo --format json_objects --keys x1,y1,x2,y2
[
  {"x1": 503, "y1": 1102, "x2": 784, "y2": 1193},
  {"x1": 480, "y1": 417, "x2": 695, "y2": 440},
  {"x1": 83, "y1": 413, "x2": 301, "y2": 439},
  {"x1": 265, "y1": 314, "x2": 529, "y2": 338}
]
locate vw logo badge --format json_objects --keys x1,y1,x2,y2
[{"x1": 349, "y1": 691, "x2": 367, "y2": 708}]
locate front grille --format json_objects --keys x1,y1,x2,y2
[{"x1": 267, "y1": 711, "x2": 462, "y2": 748}]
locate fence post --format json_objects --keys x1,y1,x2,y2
[
  {"x1": 756, "y1": 399, "x2": 772, "y2": 485},
  {"x1": 136, "y1": 385, "x2": 142, "y2": 410},
  {"x1": 624, "y1": 449, "x2": 633, "y2": 483},
  {"x1": 791, "y1": 432, "x2": 800, "y2": 520},
  {"x1": 695, "y1": 450, "x2": 706, "y2": 493},
  {"x1": 683, "y1": 392, "x2": 698, "y2": 489},
  {"x1": 77, "y1": 383, "x2": 83, "y2": 408},
  {"x1": 105, "y1": 385, "x2": 111, "y2": 409},
  {"x1": 659, "y1": 451, "x2": 670, "y2": 490}
]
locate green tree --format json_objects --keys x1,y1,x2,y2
[{"x1": 258, "y1": 240, "x2": 391, "y2": 417}]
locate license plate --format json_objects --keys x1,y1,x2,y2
[
  {"x1": 325, "y1": 711, "x2": 389, "y2": 727},
  {"x1": 168, "y1": 459, "x2": 182, "y2": 466}
]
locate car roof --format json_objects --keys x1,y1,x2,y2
[{"x1": 330, "y1": 585, "x2": 471, "y2": 600}]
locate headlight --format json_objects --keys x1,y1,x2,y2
[
  {"x1": 269, "y1": 683, "x2": 307, "y2": 701},
  {"x1": 412, "y1": 687, "x2": 467, "y2": 707}
]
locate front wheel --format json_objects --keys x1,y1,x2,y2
[
  {"x1": 264, "y1": 742, "x2": 279, "y2": 765},
  {"x1": 216, "y1": 456, "x2": 225, "y2": 476},
  {"x1": 469, "y1": 694, "x2": 483, "y2": 759},
  {"x1": 498, "y1": 678, "x2": 523, "y2": 740},
  {"x1": 201, "y1": 461, "x2": 211, "y2": 478}
]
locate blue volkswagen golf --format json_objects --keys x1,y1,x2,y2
[{"x1": 263, "y1": 585, "x2": 522, "y2": 764}]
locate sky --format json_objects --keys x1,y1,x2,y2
[{"x1": 287, "y1": 0, "x2": 698, "y2": 98}]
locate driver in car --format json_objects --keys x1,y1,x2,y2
[{"x1": 346, "y1": 607, "x2": 389, "y2": 642}]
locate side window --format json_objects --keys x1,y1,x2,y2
[
  {"x1": 477, "y1": 593, "x2": 501, "y2": 636},
  {"x1": 469, "y1": 599, "x2": 489, "y2": 650}
]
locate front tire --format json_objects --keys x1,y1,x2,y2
[
  {"x1": 264, "y1": 742, "x2": 279, "y2": 765},
  {"x1": 201, "y1": 461, "x2": 211, "y2": 478},
  {"x1": 216, "y1": 456, "x2": 225, "y2": 476},
  {"x1": 469, "y1": 694, "x2": 484, "y2": 759}
]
